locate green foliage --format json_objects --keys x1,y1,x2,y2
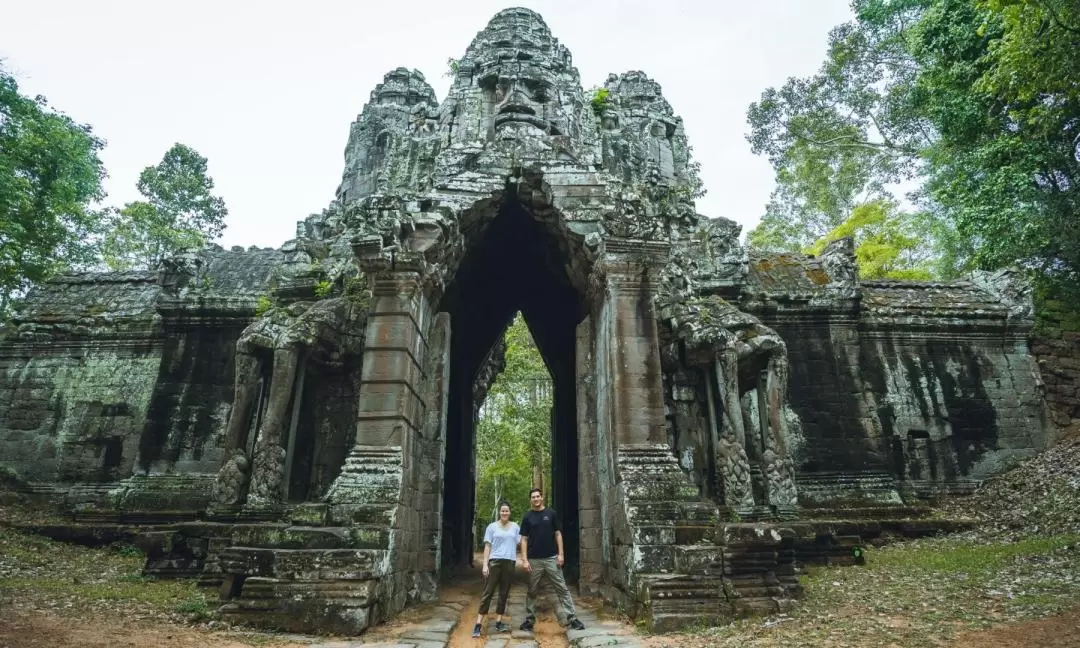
[
  {"x1": 103, "y1": 143, "x2": 228, "y2": 270},
  {"x1": 748, "y1": 0, "x2": 1080, "y2": 291},
  {"x1": 344, "y1": 275, "x2": 370, "y2": 309},
  {"x1": 173, "y1": 592, "x2": 213, "y2": 619},
  {"x1": 254, "y1": 295, "x2": 273, "y2": 317},
  {"x1": 0, "y1": 66, "x2": 107, "y2": 318},
  {"x1": 911, "y1": 0, "x2": 1080, "y2": 287},
  {"x1": 445, "y1": 57, "x2": 460, "y2": 78},
  {"x1": 807, "y1": 200, "x2": 934, "y2": 280},
  {"x1": 474, "y1": 313, "x2": 552, "y2": 535},
  {"x1": 314, "y1": 279, "x2": 333, "y2": 299},
  {"x1": 588, "y1": 87, "x2": 611, "y2": 116},
  {"x1": 746, "y1": 3, "x2": 928, "y2": 254},
  {"x1": 112, "y1": 543, "x2": 143, "y2": 558}
]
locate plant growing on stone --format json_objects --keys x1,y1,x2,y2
[
  {"x1": 254, "y1": 295, "x2": 273, "y2": 317},
  {"x1": 444, "y1": 57, "x2": 460, "y2": 78},
  {"x1": 588, "y1": 87, "x2": 611, "y2": 116},
  {"x1": 314, "y1": 279, "x2": 333, "y2": 299}
]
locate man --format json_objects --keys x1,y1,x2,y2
[{"x1": 519, "y1": 487, "x2": 586, "y2": 632}]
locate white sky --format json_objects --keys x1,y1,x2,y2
[{"x1": 1, "y1": 0, "x2": 853, "y2": 249}]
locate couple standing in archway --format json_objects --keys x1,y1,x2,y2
[{"x1": 472, "y1": 487, "x2": 587, "y2": 638}]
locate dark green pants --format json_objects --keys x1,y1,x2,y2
[{"x1": 479, "y1": 558, "x2": 515, "y2": 615}]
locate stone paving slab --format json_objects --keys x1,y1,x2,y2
[
  {"x1": 484, "y1": 639, "x2": 509, "y2": 648},
  {"x1": 510, "y1": 642, "x2": 537, "y2": 648},
  {"x1": 511, "y1": 629, "x2": 534, "y2": 639},
  {"x1": 407, "y1": 641, "x2": 446, "y2": 648},
  {"x1": 400, "y1": 630, "x2": 450, "y2": 642},
  {"x1": 417, "y1": 619, "x2": 457, "y2": 633},
  {"x1": 310, "y1": 643, "x2": 415, "y2": 648},
  {"x1": 577, "y1": 636, "x2": 642, "y2": 648},
  {"x1": 568, "y1": 627, "x2": 612, "y2": 642}
]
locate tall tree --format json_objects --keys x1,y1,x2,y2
[
  {"x1": 806, "y1": 200, "x2": 935, "y2": 280},
  {"x1": 474, "y1": 314, "x2": 552, "y2": 533},
  {"x1": 746, "y1": 1, "x2": 932, "y2": 253},
  {"x1": 0, "y1": 67, "x2": 106, "y2": 316},
  {"x1": 912, "y1": 0, "x2": 1080, "y2": 288},
  {"x1": 748, "y1": 0, "x2": 1080, "y2": 291},
  {"x1": 103, "y1": 143, "x2": 228, "y2": 270}
]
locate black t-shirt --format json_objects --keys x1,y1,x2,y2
[{"x1": 520, "y1": 507, "x2": 561, "y2": 559}]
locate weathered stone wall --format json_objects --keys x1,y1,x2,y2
[
  {"x1": 741, "y1": 255, "x2": 1052, "y2": 504},
  {"x1": 1032, "y1": 300, "x2": 1080, "y2": 439},
  {"x1": 137, "y1": 319, "x2": 243, "y2": 475},
  {"x1": 0, "y1": 248, "x2": 285, "y2": 511},
  {"x1": 290, "y1": 361, "x2": 361, "y2": 500},
  {"x1": 0, "y1": 274, "x2": 163, "y2": 486}
]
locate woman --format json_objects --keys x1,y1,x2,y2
[{"x1": 472, "y1": 501, "x2": 520, "y2": 638}]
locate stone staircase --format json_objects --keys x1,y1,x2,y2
[
  {"x1": 616, "y1": 445, "x2": 802, "y2": 632},
  {"x1": 214, "y1": 517, "x2": 390, "y2": 634}
]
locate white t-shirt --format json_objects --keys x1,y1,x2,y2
[{"x1": 484, "y1": 521, "x2": 521, "y2": 561}]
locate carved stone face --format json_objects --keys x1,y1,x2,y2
[
  {"x1": 482, "y1": 71, "x2": 560, "y2": 135},
  {"x1": 478, "y1": 64, "x2": 567, "y2": 141}
]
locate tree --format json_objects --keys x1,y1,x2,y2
[
  {"x1": 806, "y1": 200, "x2": 934, "y2": 280},
  {"x1": 474, "y1": 314, "x2": 552, "y2": 535},
  {"x1": 746, "y1": 1, "x2": 932, "y2": 253},
  {"x1": 912, "y1": 0, "x2": 1080, "y2": 288},
  {"x1": 0, "y1": 66, "x2": 106, "y2": 316},
  {"x1": 747, "y1": 0, "x2": 1080, "y2": 292},
  {"x1": 103, "y1": 143, "x2": 227, "y2": 270}
]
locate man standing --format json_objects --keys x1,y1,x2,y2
[{"x1": 519, "y1": 487, "x2": 586, "y2": 632}]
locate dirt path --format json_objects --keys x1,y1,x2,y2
[
  {"x1": 949, "y1": 606, "x2": 1080, "y2": 648},
  {"x1": 366, "y1": 557, "x2": 571, "y2": 648}
]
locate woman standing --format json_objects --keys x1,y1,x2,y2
[{"x1": 472, "y1": 501, "x2": 520, "y2": 638}]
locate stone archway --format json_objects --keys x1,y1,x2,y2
[{"x1": 438, "y1": 189, "x2": 592, "y2": 580}]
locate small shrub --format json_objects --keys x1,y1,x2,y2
[
  {"x1": 174, "y1": 593, "x2": 213, "y2": 620},
  {"x1": 589, "y1": 87, "x2": 611, "y2": 116},
  {"x1": 444, "y1": 57, "x2": 460, "y2": 78},
  {"x1": 113, "y1": 544, "x2": 143, "y2": 558},
  {"x1": 254, "y1": 295, "x2": 273, "y2": 317},
  {"x1": 314, "y1": 279, "x2": 333, "y2": 299}
]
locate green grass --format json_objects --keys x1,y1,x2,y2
[
  {"x1": 0, "y1": 527, "x2": 208, "y2": 613},
  {"x1": 676, "y1": 533, "x2": 1080, "y2": 648},
  {"x1": 872, "y1": 534, "x2": 1079, "y2": 574}
]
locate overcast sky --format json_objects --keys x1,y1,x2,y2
[{"x1": 1, "y1": 0, "x2": 853, "y2": 249}]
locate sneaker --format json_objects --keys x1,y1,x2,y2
[
  {"x1": 519, "y1": 619, "x2": 535, "y2": 632},
  {"x1": 471, "y1": 623, "x2": 481, "y2": 638},
  {"x1": 494, "y1": 621, "x2": 509, "y2": 633},
  {"x1": 569, "y1": 618, "x2": 586, "y2": 631}
]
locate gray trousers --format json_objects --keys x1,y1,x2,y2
[
  {"x1": 524, "y1": 556, "x2": 577, "y2": 623},
  {"x1": 479, "y1": 558, "x2": 515, "y2": 615}
]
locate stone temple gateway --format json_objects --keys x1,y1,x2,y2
[{"x1": 0, "y1": 8, "x2": 1052, "y2": 634}]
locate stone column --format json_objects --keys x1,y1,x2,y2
[
  {"x1": 713, "y1": 349, "x2": 755, "y2": 511},
  {"x1": 599, "y1": 238, "x2": 669, "y2": 447},
  {"x1": 247, "y1": 346, "x2": 300, "y2": 509},
  {"x1": 575, "y1": 315, "x2": 604, "y2": 594},
  {"x1": 326, "y1": 261, "x2": 435, "y2": 516},
  {"x1": 760, "y1": 356, "x2": 799, "y2": 512}
]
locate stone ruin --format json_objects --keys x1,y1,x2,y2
[{"x1": 0, "y1": 8, "x2": 1053, "y2": 634}]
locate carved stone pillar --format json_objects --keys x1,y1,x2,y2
[
  {"x1": 325, "y1": 263, "x2": 435, "y2": 512},
  {"x1": 210, "y1": 351, "x2": 262, "y2": 510},
  {"x1": 760, "y1": 356, "x2": 799, "y2": 513},
  {"x1": 713, "y1": 349, "x2": 755, "y2": 511},
  {"x1": 247, "y1": 346, "x2": 300, "y2": 509},
  {"x1": 599, "y1": 238, "x2": 670, "y2": 447}
]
